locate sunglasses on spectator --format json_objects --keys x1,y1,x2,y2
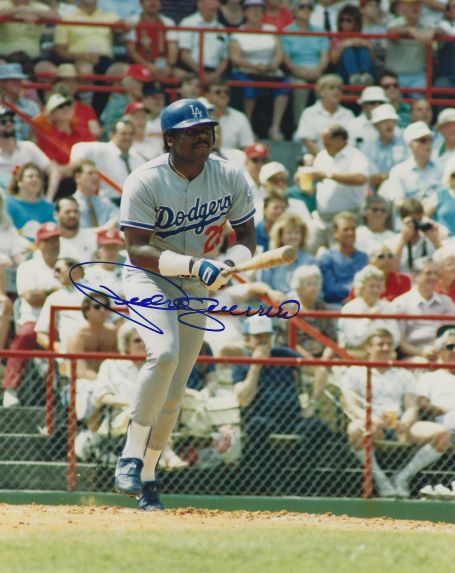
[
  {"x1": 382, "y1": 82, "x2": 398, "y2": 89},
  {"x1": 56, "y1": 102, "x2": 72, "y2": 110},
  {"x1": 250, "y1": 157, "x2": 268, "y2": 163},
  {"x1": 0, "y1": 116, "x2": 14, "y2": 126},
  {"x1": 376, "y1": 253, "x2": 394, "y2": 260},
  {"x1": 415, "y1": 137, "x2": 433, "y2": 144},
  {"x1": 212, "y1": 89, "x2": 229, "y2": 95},
  {"x1": 369, "y1": 206, "x2": 387, "y2": 213},
  {"x1": 91, "y1": 303, "x2": 106, "y2": 310},
  {"x1": 297, "y1": 3, "x2": 313, "y2": 8},
  {"x1": 444, "y1": 343, "x2": 455, "y2": 351}
]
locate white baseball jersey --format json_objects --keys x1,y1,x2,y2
[
  {"x1": 120, "y1": 153, "x2": 255, "y2": 259},
  {"x1": 341, "y1": 366, "x2": 417, "y2": 417}
]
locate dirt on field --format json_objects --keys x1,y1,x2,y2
[{"x1": 1, "y1": 504, "x2": 454, "y2": 533}]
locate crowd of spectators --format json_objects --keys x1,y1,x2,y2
[{"x1": 0, "y1": 0, "x2": 455, "y2": 496}]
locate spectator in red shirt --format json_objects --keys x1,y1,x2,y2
[
  {"x1": 51, "y1": 63, "x2": 102, "y2": 139},
  {"x1": 33, "y1": 93, "x2": 95, "y2": 169},
  {"x1": 369, "y1": 244, "x2": 411, "y2": 301},
  {"x1": 262, "y1": 0, "x2": 293, "y2": 31},
  {"x1": 124, "y1": 0, "x2": 184, "y2": 79}
]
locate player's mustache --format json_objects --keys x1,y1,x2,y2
[{"x1": 192, "y1": 139, "x2": 210, "y2": 147}]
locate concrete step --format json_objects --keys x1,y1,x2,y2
[
  {"x1": 0, "y1": 433, "x2": 55, "y2": 462},
  {"x1": 0, "y1": 406, "x2": 45, "y2": 434},
  {"x1": 0, "y1": 461, "x2": 102, "y2": 491}
]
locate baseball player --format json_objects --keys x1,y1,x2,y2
[{"x1": 114, "y1": 98, "x2": 256, "y2": 510}]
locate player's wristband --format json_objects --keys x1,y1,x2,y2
[
  {"x1": 158, "y1": 250, "x2": 193, "y2": 276},
  {"x1": 223, "y1": 244, "x2": 252, "y2": 267}
]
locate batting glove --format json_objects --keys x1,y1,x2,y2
[{"x1": 191, "y1": 258, "x2": 233, "y2": 290}]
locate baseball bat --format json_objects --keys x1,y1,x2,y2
[{"x1": 221, "y1": 245, "x2": 297, "y2": 276}]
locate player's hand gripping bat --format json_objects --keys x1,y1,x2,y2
[{"x1": 221, "y1": 245, "x2": 297, "y2": 276}]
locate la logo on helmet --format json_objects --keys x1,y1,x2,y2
[{"x1": 189, "y1": 104, "x2": 203, "y2": 118}]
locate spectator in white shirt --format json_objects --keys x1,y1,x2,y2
[
  {"x1": 124, "y1": 100, "x2": 163, "y2": 162},
  {"x1": 35, "y1": 256, "x2": 86, "y2": 351},
  {"x1": 256, "y1": 161, "x2": 313, "y2": 229},
  {"x1": 294, "y1": 74, "x2": 355, "y2": 155},
  {"x1": 0, "y1": 105, "x2": 60, "y2": 195},
  {"x1": 84, "y1": 228, "x2": 125, "y2": 298},
  {"x1": 179, "y1": 0, "x2": 228, "y2": 81},
  {"x1": 393, "y1": 256, "x2": 455, "y2": 361},
  {"x1": 342, "y1": 327, "x2": 449, "y2": 498},
  {"x1": 54, "y1": 196, "x2": 97, "y2": 262},
  {"x1": 228, "y1": 0, "x2": 289, "y2": 141},
  {"x1": 338, "y1": 265, "x2": 401, "y2": 353},
  {"x1": 361, "y1": 103, "x2": 408, "y2": 191},
  {"x1": 2, "y1": 222, "x2": 62, "y2": 407},
  {"x1": 141, "y1": 81, "x2": 166, "y2": 160},
  {"x1": 416, "y1": 326, "x2": 455, "y2": 499},
  {"x1": 211, "y1": 125, "x2": 246, "y2": 172},
  {"x1": 205, "y1": 78, "x2": 255, "y2": 150},
  {"x1": 311, "y1": 124, "x2": 369, "y2": 245},
  {"x1": 348, "y1": 86, "x2": 389, "y2": 148},
  {"x1": 417, "y1": 325, "x2": 455, "y2": 432},
  {"x1": 70, "y1": 119, "x2": 145, "y2": 202},
  {"x1": 433, "y1": 107, "x2": 455, "y2": 171},
  {"x1": 355, "y1": 195, "x2": 396, "y2": 255},
  {"x1": 379, "y1": 121, "x2": 443, "y2": 209}
]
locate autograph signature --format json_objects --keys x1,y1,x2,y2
[{"x1": 69, "y1": 261, "x2": 300, "y2": 334}]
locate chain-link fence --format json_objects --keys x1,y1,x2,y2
[{"x1": 1, "y1": 345, "x2": 455, "y2": 499}]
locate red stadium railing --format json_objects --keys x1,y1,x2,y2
[
  {"x1": 1, "y1": 16, "x2": 455, "y2": 103},
  {"x1": 42, "y1": 302, "x2": 455, "y2": 494},
  {"x1": 2, "y1": 344, "x2": 455, "y2": 494}
]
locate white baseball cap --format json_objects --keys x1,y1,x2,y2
[
  {"x1": 371, "y1": 103, "x2": 399, "y2": 124},
  {"x1": 45, "y1": 93, "x2": 73, "y2": 114},
  {"x1": 259, "y1": 161, "x2": 288, "y2": 185},
  {"x1": 357, "y1": 86, "x2": 388, "y2": 105},
  {"x1": 403, "y1": 121, "x2": 433, "y2": 145},
  {"x1": 243, "y1": 315, "x2": 274, "y2": 335},
  {"x1": 437, "y1": 107, "x2": 455, "y2": 128}
]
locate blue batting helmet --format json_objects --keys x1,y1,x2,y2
[{"x1": 161, "y1": 98, "x2": 218, "y2": 134}]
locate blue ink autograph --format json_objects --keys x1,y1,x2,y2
[{"x1": 69, "y1": 261, "x2": 300, "y2": 334}]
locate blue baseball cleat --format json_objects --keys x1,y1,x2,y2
[
  {"x1": 137, "y1": 480, "x2": 164, "y2": 511},
  {"x1": 114, "y1": 457, "x2": 143, "y2": 496}
]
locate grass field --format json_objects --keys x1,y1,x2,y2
[
  {"x1": 1, "y1": 505, "x2": 455, "y2": 573},
  {"x1": 2, "y1": 527, "x2": 455, "y2": 573}
]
